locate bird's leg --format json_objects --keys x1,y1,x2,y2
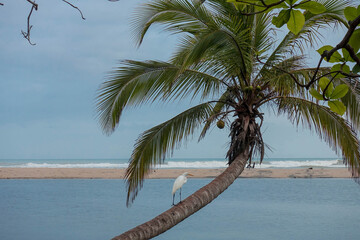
[
  {"x1": 179, "y1": 188, "x2": 182, "y2": 203},
  {"x1": 172, "y1": 194, "x2": 175, "y2": 206}
]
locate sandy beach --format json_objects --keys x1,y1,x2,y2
[{"x1": 0, "y1": 168, "x2": 352, "y2": 179}]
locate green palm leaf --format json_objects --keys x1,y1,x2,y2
[
  {"x1": 125, "y1": 102, "x2": 214, "y2": 205},
  {"x1": 276, "y1": 96, "x2": 360, "y2": 178},
  {"x1": 339, "y1": 78, "x2": 360, "y2": 128},
  {"x1": 132, "y1": 0, "x2": 215, "y2": 45},
  {"x1": 96, "y1": 60, "x2": 222, "y2": 134}
]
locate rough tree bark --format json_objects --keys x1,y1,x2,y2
[{"x1": 112, "y1": 148, "x2": 250, "y2": 240}]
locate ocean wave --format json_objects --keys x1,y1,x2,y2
[
  {"x1": 0, "y1": 159, "x2": 345, "y2": 169},
  {"x1": 258, "y1": 159, "x2": 344, "y2": 168}
]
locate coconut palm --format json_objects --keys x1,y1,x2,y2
[{"x1": 96, "y1": 0, "x2": 360, "y2": 239}]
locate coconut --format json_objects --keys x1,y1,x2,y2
[{"x1": 217, "y1": 120, "x2": 225, "y2": 129}]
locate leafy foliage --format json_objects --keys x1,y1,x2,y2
[{"x1": 97, "y1": 0, "x2": 360, "y2": 205}]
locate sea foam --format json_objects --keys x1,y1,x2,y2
[{"x1": 0, "y1": 159, "x2": 345, "y2": 169}]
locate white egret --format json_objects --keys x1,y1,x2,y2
[{"x1": 172, "y1": 172, "x2": 194, "y2": 205}]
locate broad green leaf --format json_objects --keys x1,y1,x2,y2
[
  {"x1": 272, "y1": 9, "x2": 291, "y2": 28},
  {"x1": 353, "y1": 64, "x2": 360, "y2": 74},
  {"x1": 309, "y1": 88, "x2": 324, "y2": 100},
  {"x1": 286, "y1": 0, "x2": 297, "y2": 5},
  {"x1": 328, "y1": 100, "x2": 346, "y2": 115},
  {"x1": 342, "y1": 48, "x2": 353, "y2": 62},
  {"x1": 287, "y1": 9, "x2": 305, "y2": 35},
  {"x1": 317, "y1": 45, "x2": 332, "y2": 54},
  {"x1": 330, "y1": 84, "x2": 349, "y2": 99},
  {"x1": 331, "y1": 64, "x2": 350, "y2": 78},
  {"x1": 295, "y1": 1, "x2": 326, "y2": 14},
  {"x1": 344, "y1": 6, "x2": 358, "y2": 21},
  {"x1": 319, "y1": 77, "x2": 333, "y2": 96},
  {"x1": 349, "y1": 29, "x2": 360, "y2": 53},
  {"x1": 317, "y1": 45, "x2": 342, "y2": 63}
]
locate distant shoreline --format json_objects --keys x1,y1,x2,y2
[{"x1": 0, "y1": 168, "x2": 352, "y2": 179}]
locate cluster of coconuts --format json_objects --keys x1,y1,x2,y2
[
  {"x1": 243, "y1": 85, "x2": 262, "y2": 92},
  {"x1": 216, "y1": 86, "x2": 263, "y2": 129}
]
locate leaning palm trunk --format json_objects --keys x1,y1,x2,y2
[{"x1": 112, "y1": 148, "x2": 250, "y2": 240}]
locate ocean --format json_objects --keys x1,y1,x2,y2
[
  {"x1": 1, "y1": 179, "x2": 360, "y2": 240},
  {"x1": 0, "y1": 157, "x2": 346, "y2": 169},
  {"x1": 1, "y1": 158, "x2": 359, "y2": 240}
]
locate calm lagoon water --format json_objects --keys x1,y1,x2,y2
[{"x1": 1, "y1": 178, "x2": 360, "y2": 240}]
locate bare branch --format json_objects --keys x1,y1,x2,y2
[
  {"x1": 301, "y1": 55, "x2": 325, "y2": 89},
  {"x1": 21, "y1": 0, "x2": 38, "y2": 45},
  {"x1": 26, "y1": 0, "x2": 38, "y2": 9},
  {"x1": 344, "y1": 44, "x2": 360, "y2": 66},
  {"x1": 62, "y1": 0, "x2": 86, "y2": 20},
  {"x1": 322, "y1": 72, "x2": 338, "y2": 101}
]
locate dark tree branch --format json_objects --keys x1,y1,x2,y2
[
  {"x1": 19, "y1": 0, "x2": 88, "y2": 45},
  {"x1": 305, "y1": 55, "x2": 325, "y2": 89},
  {"x1": 21, "y1": 0, "x2": 38, "y2": 45},
  {"x1": 344, "y1": 44, "x2": 360, "y2": 66},
  {"x1": 322, "y1": 72, "x2": 338, "y2": 101},
  {"x1": 62, "y1": 0, "x2": 86, "y2": 20},
  {"x1": 26, "y1": 0, "x2": 38, "y2": 7},
  {"x1": 234, "y1": 0, "x2": 286, "y2": 16},
  {"x1": 324, "y1": 15, "x2": 360, "y2": 63}
]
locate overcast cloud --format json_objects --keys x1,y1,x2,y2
[{"x1": 0, "y1": 0, "x2": 342, "y2": 160}]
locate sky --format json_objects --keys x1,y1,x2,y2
[{"x1": 0, "y1": 0, "x2": 347, "y2": 160}]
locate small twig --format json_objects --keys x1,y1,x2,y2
[
  {"x1": 0, "y1": 3, "x2": 4, "y2": 6},
  {"x1": 304, "y1": 56, "x2": 325, "y2": 89},
  {"x1": 234, "y1": 0, "x2": 286, "y2": 16},
  {"x1": 22, "y1": 0, "x2": 38, "y2": 45},
  {"x1": 256, "y1": 55, "x2": 308, "y2": 88},
  {"x1": 62, "y1": 0, "x2": 86, "y2": 20},
  {"x1": 322, "y1": 72, "x2": 339, "y2": 101},
  {"x1": 344, "y1": 44, "x2": 360, "y2": 66}
]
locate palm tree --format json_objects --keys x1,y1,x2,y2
[{"x1": 96, "y1": 0, "x2": 360, "y2": 239}]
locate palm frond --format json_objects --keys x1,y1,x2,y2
[
  {"x1": 339, "y1": 77, "x2": 360, "y2": 129},
  {"x1": 251, "y1": 12, "x2": 274, "y2": 57},
  {"x1": 132, "y1": 0, "x2": 215, "y2": 45},
  {"x1": 276, "y1": 96, "x2": 360, "y2": 178},
  {"x1": 96, "y1": 60, "x2": 222, "y2": 134},
  {"x1": 125, "y1": 102, "x2": 214, "y2": 206}
]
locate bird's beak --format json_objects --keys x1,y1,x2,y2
[{"x1": 188, "y1": 174, "x2": 194, "y2": 176}]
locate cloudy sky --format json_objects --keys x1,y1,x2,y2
[{"x1": 0, "y1": 0, "x2": 345, "y2": 160}]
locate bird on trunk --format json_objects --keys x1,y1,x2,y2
[{"x1": 172, "y1": 172, "x2": 193, "y2": 205}]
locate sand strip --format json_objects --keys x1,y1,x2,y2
[{"x1": 0, "y1": 168, "x2": 352, "y2": 179}]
